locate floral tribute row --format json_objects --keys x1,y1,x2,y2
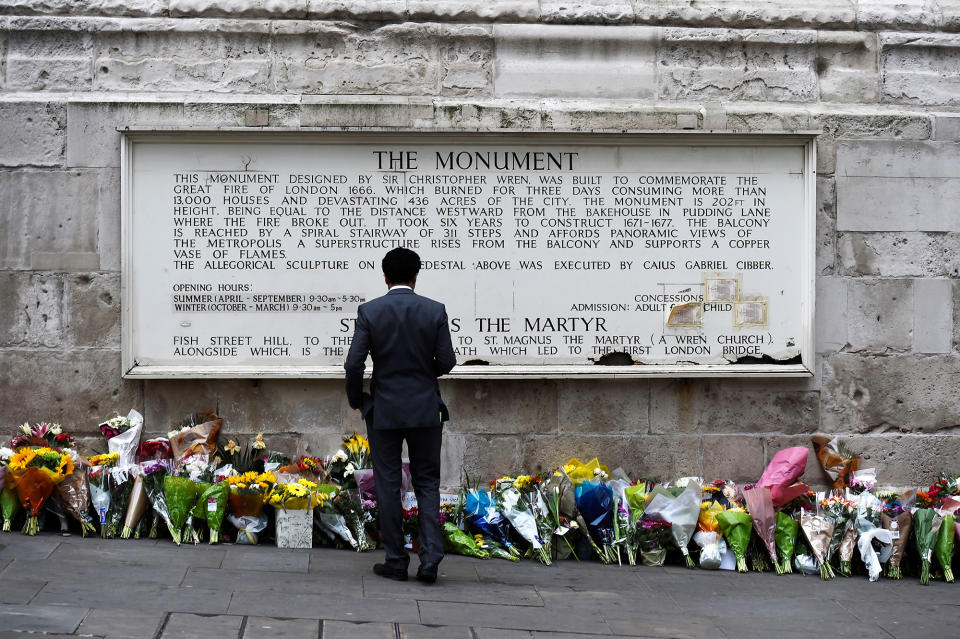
[{"x1": 0, "y1": 415, "x2": 957, "y2": 584}]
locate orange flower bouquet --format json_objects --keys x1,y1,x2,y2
[{"x1": 7, "y1": 447, "x2": 75, "y2": 535}]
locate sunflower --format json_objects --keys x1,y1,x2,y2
[
  {"x1": 8, "y1": 448, "x2": 36, "y2": 471},
  {"x1": 56, "y1": 454, "x2": 74, "y2": 477}
]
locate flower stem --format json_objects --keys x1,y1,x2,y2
[
  {"x1": 887, "y1": 564, "x2": 902, "y2": 579},
  {"x1": 736, "y1": 556, "x2": 747, "y2": 573},
  {"x1": 780, "y1": 558, "x2": 792, "y2": 574}
]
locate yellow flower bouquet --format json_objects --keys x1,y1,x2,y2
[
  {"x1": 226, "y1": 471, "x2": 276, "y2": 518},
  {"x1": 268, "y1": 478, "x2": 329, "y2": 511},
  {"x1": 8, "y1": 447, "x2": 75, "y2": 535}
]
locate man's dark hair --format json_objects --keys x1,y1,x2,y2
[{"x1": 382, "y1": 247, "x2": 421, "y2": 284}]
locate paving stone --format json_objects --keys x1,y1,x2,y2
[
  {"x1": 0, "y1": 578, "x2": 46, "y2": 605},
  {"x1": 605, "y1": 614, "x2": 720, "y2": 639},
  {"x1": 229, "y1": 591, "x2": 420, "y2": 623},
  {"x1": 399, "y1": 624, "x2": 472, "y2": 639},
  {"x1": 77, "y1": 607, "x2": 165, "y2": 639},
  {"x1": 243, "y1": 616, "x2": 319, "y2": 639},
  {"x1": 222, "y1": 545, "x2": 309, "y2": 572},
  {"x1": 0, "y1": 536, "x2": 60, "y2": 560},
  {"x1": 186, "y1": 567, "x2": 362, "y2": 596},
  {"x1": 33, "y1": 582, "x2": 230, "y2": 614},
  {"x1": 474, "y1": 630, "x2": 533, "y2": 639},
  {"x1": 322, "y1": 620, "x2": 396, "y2": 639},
  {"x1": 160, "y1": 612, "x2": 243, "y2": 638},
  {"x1": 363, "y1": 574, "x2": 541, "y2": 605},
  {"x1": 3, "y1": 557, "x2": 187, "y2": 587},
  {"x1": 418, "y1": 600, "x2": 609, "y2": 634},
  {"x1": 537, "y1": 587, "x2": 678, "y2": 617},
  {"x1": 0, "y1": 603, "x2": 87, "y2": 633},
  {"x1": 47, "y1": 541, "x2": 224, "y2": 569}
]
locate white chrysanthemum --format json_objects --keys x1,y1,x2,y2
[
  {"x1": 50, "y1": 423, "x2": 62, "y2": 435},
  {"x1": 344, "y1": 462, "x2": 356, "y2": 476},
  {"x1": 0, "y1": 446, "x2": 15, "y2": 462},
  {"x1": 333, "y1": 450, "x2": 348, "y2": 462}
]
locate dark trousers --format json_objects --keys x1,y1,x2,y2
[{"x1": 366, "y1": 422, "x2": 444, "y2": 569}]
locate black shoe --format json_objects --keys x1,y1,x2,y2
[
  {"x1": 373, "y1": 563, "x2": 408, "y2": 581},
  {"x1": 416, "y1": 562, "x2": 439, "y2": 584}
]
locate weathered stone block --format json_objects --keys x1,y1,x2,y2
[
  {"x1": 817, "y1": 31, "x2": 879, "y2": 103},
  {"x1": 881, "y1": 34, "x2": 960, "y2": 105},
  {"x1": 816, "y1": 276, "x2": 847, "y2": 353},
  {"x1": 539, "y1": 106, "x2": 680, "y2": 132},
  {"x1": 845, "y1": 278, "x2": 913, "y2": 353},
  {"x1": 522, "y1": 433, "x2": 702, "y2": 480},
  {"x1": 408, "y1": 0, "x2": 539, "y2": 21},
  {"x1": 0, "y1": 272, "x2": 62, "y2": 347},
  {"x1": 439, "y1": 24, "x2": 493, "y2": 97},
  {"x1": 817, "y1": 175, "x2": 836, "y2": 276},
  {"x1": 817, "y1": 113, "x2": 931, "y2": 141},
  {"x1": 913, "y1": 278, "x2": 954, "y2": 354},
  {"x1": 439, "y1": 379, "x2": 557, "y2": 434},
  {"x1": 540, "y1": 0, "x2": 634, "y2": 23},
  {"x1": 65, "y1": 272, "x2": 119, "y2": 348},
  {"x1": 932, "y1": 113, "x2": 960, "y2": 140},
  {"x1": 836, "y1": 140, "x2": 960, "y2": 232},
  {"x1": 493, "y1": 25, "x2": 658, "y2": 99},
  {"x1": 955, "y1": 279, "x2": 960, "y2": 353},
  {"x1": 634, "y1": 0, "x2": 856, "y2": 29},
  {"x1": 857, "y1": 0, "x2": 941, "y2": 31},
  {"x1": 300, "y1": 98, "x2": 434, "y2": 128},
  {"x1": 821, "y1": 354, "x2": 960, "y2": 434},
  {"x1": 169, "y1": 0, "x2": 308, "y2": 18},
  {"x1": 96, "y1": 168, "x2": 122, "y2": 271},
  {"x1": 30, "y1": 252, "x2": 99, "y2": 271},
  {"x1": 182, "y1": 102, "x2": 301, "y2": 128},
  {"x1": 93, "y1": 30, "x2": 272, "y2": 93},
  {"x1": 444, "y1": 433, "x2": 522, "y2": 486},
  {"x1": 0, "y1": 102, "x2": 65, "y2": 167},
  {"x1": 0, "y1": 169, "x2": 107, "y2": 269},
  {"x1": 6, "y1": 29, "x2": 93, "y2": 90},
  {"x1": 65, "y1": 103, "x2": 184, "y2": 168},
  {"x1": 723, "y1": 108, "x2": 812, "y2": 132},
  {"x1": 144, "y1": 378, "x2": 344, "y2": 443},
  {"x1": 0, "y1": 349, "x2": 141, "y2": 432},
  {"x1": 838, "y1": 232, "x2": 960, "y2": 277},
  {"x1": 817, "y1": 136, "x2": 836, "y2": 175},
  {"x1": 307, "y1": 0, "x2": 405, "y2": 20},
  {"x1": 650, "y1": 379, "x2": 819, "y2": 434},
  {"x1": 658, "y1": 28, "x2": 817, "y2": 102},
  {"x1": 0, "y1": 0, "x2": 166, "y2": 16},
  {"x1": 272, "y1": 23, "x2": 441, "y2": 95},
  {"x1": 557, "y1": 379, "x2": 649, "y2": 433},
  {"x1": 702, "y1": 434, "x2": 765, "y2": 484}
]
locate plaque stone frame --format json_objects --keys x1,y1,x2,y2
[{"x1": 121, "y1": 128, "x2": 817, "y2": 379}]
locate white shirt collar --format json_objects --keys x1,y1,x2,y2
[{"x1": 389, "y1": 285, "x2": 413, "y2": 291}]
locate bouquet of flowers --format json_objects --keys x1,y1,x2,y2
[
  {"x1": 140, "y1": 460, "x2": 173, "y2": 539},
  {"x1": 442, "y1": 520, "x2": 491, "y2": 559},
  {"x1": 463, "y1": 488, "x2": 520, "y2": 560},
  {"x1": 120, "y1": 473, "x2": 148, "y2": 539},
  {"x1": 163, "y1": 471, "x2": 201, "y2": 545},
  {"x1": 104, "y1": 466, "x2": 138, "y2": 538},
  {"x1": 137, "y1": 439, "x2": 173, "y2": 463},
  {"x1": 913, "y1": 506, "x2": 942, "y2": 585},
  {"x1": 855, "y1": 515, "x2": 893, "y2": 582},
  {"x1": 167, "y1": 412, "x2": 221, "y2": 463},
  {"x1": 820, "y1": 494, "x2": 857, "y2": 576},
  {"x1": 57, "y1": 451, "x2": 96, "y2": 535},
  {"x1": 315, "y1": 490, "x2": 358, "y2": 548},
  {"x1": 268, "y1": 478, "x2": 323, "y2": 511},
  {"x1": 757, "y1": 446, "x2": 811, "y2": 507},
  {"x1": 100, "y1": 409, "x2": 144, "y2": 468},
  {"x1": 11, "y1": 422, "x2": 75, "y2": 450},
  {"x1": 635, "y1": 514, "x2": 672, "y2": 566},
  {"x1": 717, "y1": 508, "x2": 752, "y2": 572},
  {"x1": 87, "y1": 453, "x2": 117, "y2": 536},
  {"x1": 333, "y1": 489, "x2": 375, "y2": 552},
  {"x1": 775, "y1": 511, "x2": 800, "y2": 574},
  {"x1": 935, "y1": 497, "x2": 960, "y2": 582},
  {"x1": 646, "y1": 481, "x2": 702, "y2": 568},
  {"x1": 1, "y1": 446, "x2": 21, "y2": 531},
  {"x1": 226, "y1": 470, "x2": 275, "y2": 518},
  {"x1": 880, "y1": 506, "x2": 912, "y2": 579},
  {"x1": 496, "y1": 476, "x2": 552, "y2": 565},
  {"x1": 811, "y1": 435, "x2": 860, "y2": 489},
  {"x1": 330, "y1": 434, "x2": 371, "y2": 491},
  {"x1": 294, "y1": 456, "x2": 332, "y2": 483},
  {"x1": 196, "y1": 481, "x2": 229, "y2": 544},
  {"x1": 573, "y1": 473, "x2": 615, "y2": 564},
  {"x1": 7, "y1": 446, "x2": 75, "y2": 535},
  {"x1": 800, "y1": 510, "x2": 836, "y2": 580},
  {"x1": 743, "y1": 486, "x2": 780, "y2": 573},
  {"x1": 539, "y1": 472, "x2": 579, "y2": 561}
]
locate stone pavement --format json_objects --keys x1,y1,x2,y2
[{"x1": 0, "y1": 535, "x2": 958, "y2": 639}]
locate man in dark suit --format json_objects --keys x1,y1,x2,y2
[{"x1": 345, "y1": 247, "x2": 457, "y2": 583}]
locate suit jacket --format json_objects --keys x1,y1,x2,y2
[{"x1": 344, "y1": 288, "x2": 457, "y2": 429}]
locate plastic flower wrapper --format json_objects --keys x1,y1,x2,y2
[
  {"x1": 167, "y1": 412, "x2": 222, "y2": 463},
  {"x1": 139, "y1": 460, "x2": 172, "y2": 539},
  {"x1": 314, "y1": 493, "x2": 359, "y2": 549},
  {"x1": 333, "y1": 490, "x2": 375, "y2": 552},
  {"x1": 820, "y1": 495, "x2": 856, "y2": 576},
  {"x1": 104, "y1": 466, "x2": 137, "y2": 538},
  {"x1": 87, "y1": 466, "x2": 112, "y2": 537},
  {"x1": 120, "y1": 473, "x2": 148, "y2": 539},
  {"x1": 8, "y1": 447, "x2": 75, "y2": 535},
  {"x1": 635, "y1": 513, "x2": 672, "y2": 566},
  {"x1": 228, "y1": 512, "x2": 268, "y2": 545},
  {"x1": 934, "y1": 503, "x2": 959, "y2": 582},
  {"x1": 197, "y1": 481, "x2": 229, "y2": 544},
  {"x1": 463, "y1": 488, "x2": 520, "y2": 560},
  {"x1": 646, "y1": 481, "x2": 701, "y2": 568},
  {"x1": 694, "y1": 530, "x2": 726, "y2": 569},
  {"x1": 226, "y1": 471, "x2": 275, "y2": 518},
  {"x1": 743, "y1": 486, "x2": 780, "y2": 573},
  {"x1": 913, "y1": 507, "x2": 942, "y2": 585},
  {"x1": 573, "y1": 477, "x2": 613, "y2": 560},
  {"x1": 756, "y1": 446, "x2": 811, "y2": 508},
  {"x1": 442, "y1": 520, "x2": 491, "y2": 559},
  {"x1": 800, "y1": 510, "x2": 836, "y2": 579},
  {"x1": 163, "y1": 474, "x2": 199, "y2": 545},
  {"x1": 56, "y1": 450, "x2": 95, "y2": 536},
  {"x1": 717, "y1": 508, "x2": 752, "y2": 572},
  {"x1": 811, "y1": 435, "x2": 861, "y2": 489},
  {"x1": 855, "y1": 516, "x2": 892, "y2": 582},
  {"x1": 101, "y1": 409, "x2": 144, "y2": 468},
  {"x1": 498, "y1": 479, "x2": 550, "y2": 565},
  {"x1": 541, "y1": 471, "x2": 580, "y2": 561},
  {"x1": 881, "y1": 510, "x2": 912, "y2": 579},
  {"x1": 562, "y1": 458, "x2": 609, "y2": 486},
  {"x1": 774, "y1": 511, "x2": 799, "y2": 574}
]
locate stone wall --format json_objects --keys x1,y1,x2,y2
[{"x1": 1, "y1": 1, "x2": 959, "y2": 489}]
